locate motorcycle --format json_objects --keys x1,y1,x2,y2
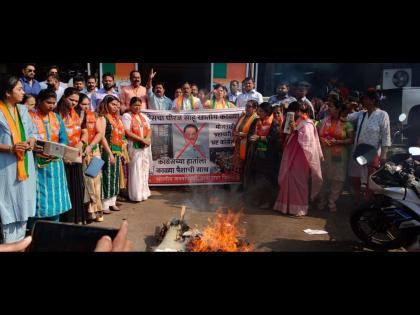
[{"x1": 350, "y1": 146, "x2": 420, "y2": 250}]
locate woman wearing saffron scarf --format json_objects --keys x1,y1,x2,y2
[
  {"x1": 55, "y1": 88, "x2": 88, "y2": 224},
  {"x1": 98, "y1": 95, "x2": 125, "y2": 213},
  {"x1": 28, "y1": 89, "x2": 71, "y2": 229},
  {"x1": 122, "y1": 97, "x2": 152, "y2": 202},
  {"x1": 243, "y1": 102, "x2": 280, "y2": 209},
  {"x1": 233, "y1": 100, "x2": 258, "y2": 179},
  {"x1": 77, "y1": 93, "x2": 106, "y2": 222},
  {"x1": 274, "y1": 101, "x2": 324, "y2": 216},
  {"x1": 317, "y1": 99, "x2": 354, "y2": 212},
  {"x1": 203, "y1": 84, "x2": 236, "y2": 109},
  {"x1": 0, "y1": 76, "x2": 37, "y2": 243}
]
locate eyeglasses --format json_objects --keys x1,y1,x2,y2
[{"x1": 27, "y1": 69, "x2": 35, "y2": 73}]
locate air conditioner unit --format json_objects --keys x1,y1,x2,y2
[{"x1": 382, "y1": 68, "x2": 412, "y2": 90}]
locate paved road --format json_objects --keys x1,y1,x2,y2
[{"x1": 90, "y1": 185, "x2": 396, "y2": 252}]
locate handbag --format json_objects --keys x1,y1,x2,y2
[
  {"x1": 84, "y1": 156, "x2": 105, "y2": 178},
  {"x1": 352, "y1": 112, "x2": 378, "y2": 165}
]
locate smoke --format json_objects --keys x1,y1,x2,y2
[{"x1": 180, "y1": 184, "x2": 245, "y2": 214}]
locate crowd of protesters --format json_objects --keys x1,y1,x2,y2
[{"x1": 0, "y1": 62, "x2": 405, "y2": 247}]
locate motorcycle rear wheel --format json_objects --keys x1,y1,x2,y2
[{"x1": 351, "y1": 204, "x2": 409, "y2": 250}]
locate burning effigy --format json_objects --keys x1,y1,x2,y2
[{"x1": 154, "y1": 206, "x2": 253, "y2": 252}]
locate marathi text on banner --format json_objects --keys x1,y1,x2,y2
[{"x1": 143, "y1": 109, "x2": 244, "y2": 186}]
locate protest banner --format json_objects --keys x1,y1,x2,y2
[{"x1": 143, "y1": 109, "x2": 244, "y2": 185}]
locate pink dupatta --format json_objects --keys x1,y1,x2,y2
[{"x1": 279, "y1": 118, "x2": 324, "y2": 200}]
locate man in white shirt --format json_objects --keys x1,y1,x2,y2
[
  {"x1": 86, "y1": 75, "x2": 98, "y2": 100},
  {"x1": 171, "y1": 82, "x2": 202, "y2": 111},
  {"x1": 235, "y1": 77, "x2": 263, "y2": 109},
  {"x1": 39, "y1": 65, "x2": 68, "y2": 90},
  {"x1": 228, "y1": 80, "x2": 242, "y2": 103},
  {"x1": 44, "y1": 74, "x2": 65, "y2": 103},
  {"x1": 91, "y1": 73, "x2": 119, "y2": 112}
]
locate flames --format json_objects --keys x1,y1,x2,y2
[{"x1": 189, "y1": 209, "x2": 253, "y2": 252}]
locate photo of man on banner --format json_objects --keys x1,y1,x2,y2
[{"x1": 174, "y1": 123, "x2": 208, "y2": 159}]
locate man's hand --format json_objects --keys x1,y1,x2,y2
[
  {"x1": 149, "y1": 68, "x2": 156, "y2": 80},
  {"x1": 0, "y1": 236, "x2": 32, "y2": 252},
  {"x1": 95, "y1": 221, "x2": 133, "y2": 252}
]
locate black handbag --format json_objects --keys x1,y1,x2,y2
[{"x1": 352, "y1": 112, "x2": 378, "y2": 165}]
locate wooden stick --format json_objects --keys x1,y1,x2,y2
[
  {"x1": 180, "y1": 206, "x2": 186, "y2": 222},
  {"x1": 176, "y1": 206, "x2": 187, "y2": 241}
]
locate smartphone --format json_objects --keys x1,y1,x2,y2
[{"x1": 29, "y1": 220, "x2": 119, "y2": 252}]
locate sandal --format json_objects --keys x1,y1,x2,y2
[{"x1": 110, "y1": 205, "x2": 120, "y2": 211}]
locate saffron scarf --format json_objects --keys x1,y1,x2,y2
[
  {"x1": 236, "y1": 112, "x2": 257, "y2": 160},
  {"x1": 0, "y1": 101, "x2": 28, "y2": 181},
  {"x1": 130, "y1": 112, "x2": 150, "y2": 149},
  {"x1": 176, "y1": 95, "x2": 198, "y2": 111}
]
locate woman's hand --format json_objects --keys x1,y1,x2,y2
[
  {"x1": 27, "y1": 138, "x2": 36, "y2": 151},
  {"x1": 289, "y1": 121, "x2": 297, "y2": 132},
  {"x1": 76, "y1": 142, "x2": 84, "y2": 154},
  {"x1": 141, "y1": 137, "x2": 151, "y2": 146},
  {"x1": 33, "y1": 144, "x2": 44, "y2": 153},
  {"x1": 84, "y1": 152, "x2": 92, "y2": 165},
  {"x1": 12, "y1": 142, "x2": 30, "y2": 153},
  {"x1": 320, "y1": 137, "x2": 332, "y2": 146},
  {"x1": 250, "y1": 135, "x2": 259, "y2": 142},
  {"x1": 109, "y1": 154, "x2": 116, "y2": 165},
  {"x1": 84, "y1": 144, "x2": 92, "y2": 157}
]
